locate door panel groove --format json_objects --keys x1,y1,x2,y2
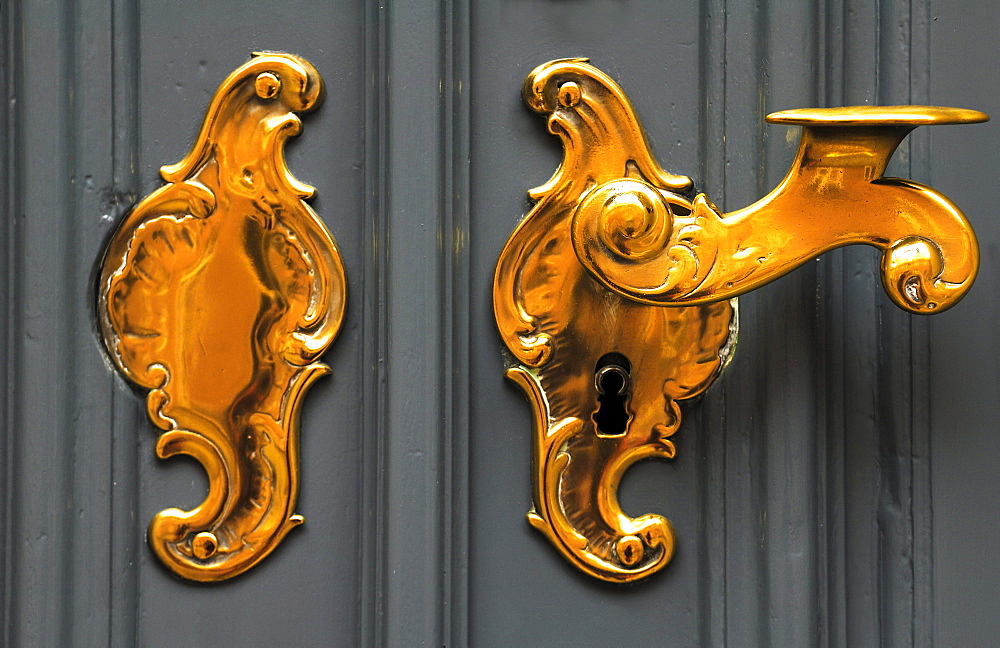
[
  {"x1": 1, "y1": 1, "x2": 995, "y2": 645},
  {"x1": 358, "y1": 4, "x2": 389, "y2": 645}
]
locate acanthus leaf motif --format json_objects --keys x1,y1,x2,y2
[
  {"x1": 496, "y1": 59, "x2": 983, "y2": 584},
  {"x1": 494, "y1": 59, "x2": 736, "y2": 583},
  {"x1": 98, "y1": 53, "x2": 346, "y2": 582}
]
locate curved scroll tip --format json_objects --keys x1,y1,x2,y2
[
  {"x1": 506, "y1": 364, "x2": 678, "y2": 583},
  {"x1": 527, "y1": 509, "x2": 676, "y2": 584},
  {"x1": 881, "y1": 235, "x2": 978, "y2": 314},
  {"x1": 247, "y1": 51, "x2": 324, "y2": 112},
  {"x1": 148, "y1": 517, "x2": 305, "y2": 583},
  {"x1": 159, "y1": 52, "x2": 324, "y2": 183},
  {"x1": 521, "y1": 59, "x2": 693, "y2": 195},
  {"x1": 522, "y1": 58, "x2": 593, "y2": 113}
]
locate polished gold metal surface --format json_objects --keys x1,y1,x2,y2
[
  {"x1": 98, "y1": 53, "x2": 345, "y2": 582},
  {"x1": 494, "y1": 59, "x2": 736, "y2": 582},
  {"x1": 575, "y1": 104, "x2": 986, "y2": 312},
  {"x1": 494, "y1": 58, "x2": 986, "y2": 583}
]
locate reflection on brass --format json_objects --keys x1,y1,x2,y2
[
  {"x1": 98, "y1": 53, "x2": 345, "y2": 581},
  {"x1": 494, "y1": 58, "x2": 987, "y2": 583}
]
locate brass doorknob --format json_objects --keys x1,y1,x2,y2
[{"x1": 493, "y1": 58, "x2": 987, "y2": 583}]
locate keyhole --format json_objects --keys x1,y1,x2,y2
[{"x1": 594, "y1": 353, "x2": 632, "y2": 437}]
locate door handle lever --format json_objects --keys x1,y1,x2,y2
[{"x1": 493, "y1": 58, "x2": 987, "y2": 583}]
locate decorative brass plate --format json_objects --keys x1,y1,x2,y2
[
  {"x1": 494, "y1": 58, "x2": 987, "y2": 583},
  {"x1": 98, "y1": 53, "x2": 345, "y2": 582}
]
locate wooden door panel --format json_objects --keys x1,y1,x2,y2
[{"x1": 2, "y1": 1, "x2": 998, "y2": 645}]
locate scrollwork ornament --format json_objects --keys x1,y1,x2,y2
[
  {"x1": 97, "y1": 52, "x2": 345, "y2": 582},
  {"x1": 495, "y1": 58, "x2": 984, "y2": 583},
  {"x1": 494, "y1": 59, "x2": 736, "y2": 583}
]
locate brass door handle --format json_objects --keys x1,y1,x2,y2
[
  {"x1": 493, "y1": 58, "x2": 987, "y2": 583},
  {"x1": 97, "y1": 53, "x2": 346, "y2": 581}
]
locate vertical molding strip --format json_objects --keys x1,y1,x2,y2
[
  {"x1": 719, "y1": 1, "x2": 775, "y2": 645},
  {"x1": 383, "y1": 3, "x2": 444, "y2": 642},
  {"x1": 818, "y1": 3, "x2": 849, "y2": 645},
  {"x1": 824, "y1": 0, "x2": 932, "y2": 644},
  {"x1": 440, "y1": 1, "x2": 471, "y2": 645},
  {"x1": 0, "y1": 0, "x2": 19, "y2": 643},
  {"x1": 759, "y1": 5, "x2": 824, "y2": 647},
  {"x1": 372, "y1": 2, "x2": 471, "y2": 645},
  {"x1": 3, "y1": 0, "x2": 142, "y2": 643},
  {"x1": 70, "y1": 0, "x2": 115, "y2": 642},
  {"x1": 708, "y1": 0, "x2": 930, "y2": 644},
  {"x1": 696, "y1": 0, "x2": 728, "y2": 646},
  {"x1": 359, "y1": 3, "x2": 389, "y2": 644},
  {"x1": 907, "y1": 2, "x2": 935, "y2": 644},
  {"x1": 874, "y1": 0, "x2": 919, "y2": 633},
  {"x1": 108, "y1": 0, "x2": 143, "y2": 643},
  {"x1": 8, "y1": 1, "x2": 78, "y2": 643}
]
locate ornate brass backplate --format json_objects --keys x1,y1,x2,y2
[
  {"x1": 493, "y1": 58, "x2": 987, "y2": 583},
  {"x1": 97, "y1": 53, "x2": 345, "y2": 582}
]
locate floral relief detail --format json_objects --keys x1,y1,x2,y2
[{"x1": 98, "y1": 53, "x2": 345, "y2": 582}]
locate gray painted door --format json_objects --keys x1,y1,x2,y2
[{"x1": 2, "y1": 1, "x2": 998, "y2": 646}]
